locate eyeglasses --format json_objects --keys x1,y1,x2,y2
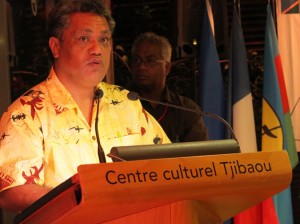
[{"x1": 131, "y1": 57, "x2": 167, "y2": 67}]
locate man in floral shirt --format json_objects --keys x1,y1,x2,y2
[{"x1": 0, "y1": 0, "x2": 169, "y2": 213}]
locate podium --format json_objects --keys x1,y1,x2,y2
[{"x1": 15, "y1": 150, "x2": 292, "y2": 224}]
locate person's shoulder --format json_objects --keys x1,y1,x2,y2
[
  {"x1": 0, "y1": 82, "x2": 46, "y2": 124},
  {"x1": 10, "y1": 82, "x2": 46, "y2": 106},
  {"x1": 169, "y1": 90, "x2": 200, "y2": 109},
  {"x1": 179, "y1": 95, "x2": 200, "y2": 110}
]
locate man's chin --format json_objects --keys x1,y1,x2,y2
[
  {"x1": 135, "y1": 81, "x2": 150, "y2": 87},
  {"x1": 136, "y1": 84, "x2": 153, "y2": 92}
]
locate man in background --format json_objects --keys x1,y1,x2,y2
[{"x1": 130, "y1": 32, "x2": 208, "y2": 142}]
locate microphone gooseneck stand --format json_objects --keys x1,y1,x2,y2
[
  {"x1": 94, "y1": 89, "x2": 106, "y2": 163},
  {"x1": 127, "y1": 91, "x2": 239, "y2": 148}
]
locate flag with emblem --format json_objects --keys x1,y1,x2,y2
[{"x1": 260, "y1": 4, "x2": 298, "y2": 224}]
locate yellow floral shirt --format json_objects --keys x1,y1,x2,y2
[{"x1": 0, "y1": 68, "x2": 170, "y2": 191}]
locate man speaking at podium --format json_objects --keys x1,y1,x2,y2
[{"x1": 0, "y1": 0, "x2": 169, "y2": 213}]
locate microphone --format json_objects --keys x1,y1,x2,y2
[
  {"x1": 94, "y1": 88, "x2": 106, "y2": 163},
  {"x1": 94, "y1": 88, "x2": 104, "y2": 99},
  {"x1": 127, "y1": 91, "x2": 239, "y2": 145}
]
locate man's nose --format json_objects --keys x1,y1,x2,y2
[{"x1": 89, "y1": 40, "x2": 102, "y2": 55}]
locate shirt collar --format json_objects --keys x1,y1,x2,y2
[
  {"x1": 45, "y1": 67, "x2": 79, "y2": 110},
  {"x1": 161, "y1": 86, "x2": 173, "y2": 103}
]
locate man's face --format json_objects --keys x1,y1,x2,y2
[
  {"x1": 131, "y1": 42, "x2": 170, "y2": 91},
  {"x1": 50, "y1": 12, "x2": 112, "y2": 89}
]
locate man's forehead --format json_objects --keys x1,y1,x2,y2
[
  {"x1": 134, "y1": 43, "x2": 162, "y2": 56},
  {"x1": 69, "y1": 13, "x2": 110, "y2": 27}
]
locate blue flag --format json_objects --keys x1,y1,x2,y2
[{"x1": 198, "y1": 2, "x2": 226, "y2": 140}]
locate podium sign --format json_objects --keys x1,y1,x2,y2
[{"x1": 15, "y1": 151, "x2": 292, "y2": 224}]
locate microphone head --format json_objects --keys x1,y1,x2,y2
[
  {"x1": 127, "y1": 91, "x2": 140, "y2": 101},
  {"x1": 94, "y1": 88, "x2": 104, "y2": 99}
]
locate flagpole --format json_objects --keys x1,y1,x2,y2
[
  {"x1": 234, "y1": 0, "x2": 241, "y2": 17},
  {"x1": 270, "y1": 0, "x2": 278, "y2": 34}
]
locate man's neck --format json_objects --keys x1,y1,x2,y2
[
  {"x1": 76, "y1": 87, "x2": 98, "y2": 124},
  {"x1": 61, "y1": 82, "x2": 95, "y2": 126}
]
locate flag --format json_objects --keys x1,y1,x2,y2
[
  {"x1": 260, "y1": 4, "x2": 298, "y2": 224},
  {"x1": 228, "y1": 7, "x2": 257, "y2": 153},
  {"x1": 198, "y1": 0, "x2": 226, "y2": 140},
  {"x1": 276, "y1": 0, "x2": 300, "y2": 152},
  {"x1": 228, "y1": 6, "x2": 259, "y2": 224},
  {"x1": 263, "y1": 3, "x2": 298, "y2": 171},
  {"x1": 198, "y1": 3, "x2": 229, "y2": 222}
]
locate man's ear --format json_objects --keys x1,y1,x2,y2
[
  {"x1": 165, "y1": 62, "x2": 172, "y2": 76},
  {"x1": 49, "y1": 37, "x2": 60, "y2": 58}
]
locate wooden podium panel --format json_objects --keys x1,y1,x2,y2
[{"x1": 16, "y1": 150, "x2": 292, "y2": 224}]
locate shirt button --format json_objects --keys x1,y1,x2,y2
[{"x1": 92, "y1": 136, "x2": 96, "y2": 140}]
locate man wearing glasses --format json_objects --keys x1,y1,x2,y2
[{"x1": 130, "y1": 32, "x2": 208, "y2": 143}]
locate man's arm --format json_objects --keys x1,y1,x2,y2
[{"x1": 0, "y1": 184, "x2": 51, "y2": 213}]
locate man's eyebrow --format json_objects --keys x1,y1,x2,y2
[
  {"x1": 75, "y1": 29, "x2": 92, "y2": 35},
  {"x1": 101, "y1": 29, "x2": 112, "y2": 35},
  {"x1": 76, "y1": 29, "x2": 111, "y2": 35}
]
